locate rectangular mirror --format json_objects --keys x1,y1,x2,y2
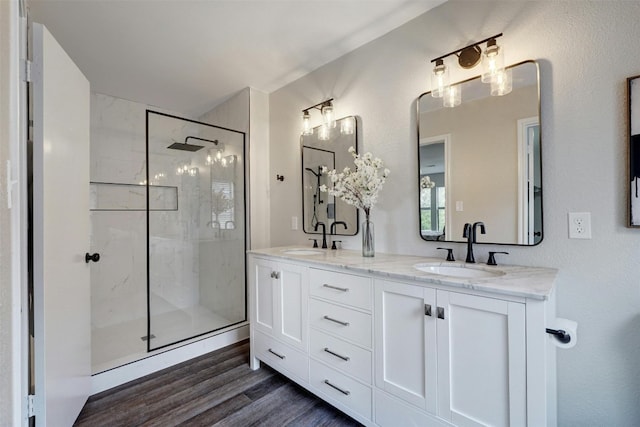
[
  {"x1": 629, "y1": 75, "x2": 640, "y2": 226},
  {"x1": 418, "y1": 60, "x2": 542, "y2": 245},
  {"x1": 301, "y1": 116, "x2": 359, "y2": 236}
]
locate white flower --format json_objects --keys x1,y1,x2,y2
[
  {"x1": 421, "y1": 175, "x2": 435, "y2": 189},
  {"x1": 320, "y1": 146, "x2": 390, "y2": 217}
]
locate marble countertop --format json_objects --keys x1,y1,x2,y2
[{"x1": 248, "y1": 246, "x2": 558, "y2": 301}]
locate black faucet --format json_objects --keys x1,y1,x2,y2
[
  {"x1": 330, "y1": 221, "x2": 347, "y2": 234},
  {"x1": 462, "y1": 221, "x2": 486, "y2": 263},
  {"x1": 314, "y1": 222, "x2": 328, "y2": 249}
]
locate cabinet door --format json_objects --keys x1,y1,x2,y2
[
  {"x1": 252, "y1": 258, "x2": 276, "y2": 335},
  {"x1": 274, "y1": 263, "x2": 308, "y2": 351},
  {"x1": 436, "y1": 291, "x2": 526, "y2": 427},
  {"x1": 374, "y1": 280, "x2": 437, "y2": 413}
]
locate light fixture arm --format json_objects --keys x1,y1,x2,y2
[
  {"x1": 430, "y1": 33, "x2": 502, "y2": 64},
  {"x1": 302, "y1": 98, "x2": 334, "y2": 113}
]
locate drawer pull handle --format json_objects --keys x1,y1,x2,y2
[
  {"x1": 267, "y1": 348, "x2": 286, "y2": 359},
  {"x1": 323, "y1": 347, "x2": 350, "y2": 361},
  {"x1": 323, "y1": 315, "x2": 350, "y2": 326},
  {"x1": 323, "y1": 283, "x2": 349, "y2": 292},
  {"x1": 425, "y1": 304, "x2": 432, "y2": 317},
  {"x1": 323, "y1": 379, "x2": 350, "y2": 396}
]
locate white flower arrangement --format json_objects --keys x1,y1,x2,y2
[
  {"x1": 320, "y1": 146, "x2": 390, "y2": 218},
  {"x1": 421, "y1": 175, "x2": 436, "y2": 189},
  {"x1": 211, "y1": 189, "x2": 233, "y2": 217}
]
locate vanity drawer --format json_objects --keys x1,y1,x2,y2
[
  {"x1": 310, "y1": 359, "x2": 372, "y2": 420},
  {"x1": 309, "y1": 299, "x2": 372, "y2": 348},
  {"x1": 253, "y1": 331, "x2": 308, "y2": 382},
  {"x1": 310, "y1": 328, "x2": 372, "y2": 384},
  {"x1": 309, "y1": 268, "x2": 372, "y2": 311}
]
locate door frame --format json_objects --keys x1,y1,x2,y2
[{"x1": 3, "y1": 0, "x2": 30, "y2": 425}]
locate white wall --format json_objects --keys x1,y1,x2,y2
[{"x1": 269, "y1": 1, "x2": 640, "y2": 425}]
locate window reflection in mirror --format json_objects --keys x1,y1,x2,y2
[
  {"x1": 417, "y1": 61, "x2": 542, "y2": 245},
  {"x1": 301, "y1": 116, "x2": 358, "y2": 236}
]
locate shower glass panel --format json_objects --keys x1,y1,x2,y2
[{"x1": 146, "y1": 110, "x2": 246, "y2": 351}]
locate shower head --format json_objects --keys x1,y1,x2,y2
[
  {"x1": 167, "y1": 141, "x2": 204, "y2": 152},
  {"x1": 167, "y1": 136, "x2": 219, "y2": 152}
]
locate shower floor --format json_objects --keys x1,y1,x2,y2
[{"x1": 91, "y1": 304, "x2": 235, "y2": 374}]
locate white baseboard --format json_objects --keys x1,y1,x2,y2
[{"x1": 91, "y1": 324, "x2": 249, "y2": 395}]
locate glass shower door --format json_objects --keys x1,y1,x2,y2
[{"x1": 146, "y1": 110, "x2": 246, "y2": 350}]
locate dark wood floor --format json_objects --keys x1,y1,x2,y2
[{"x1": 75, "y1": 340, "x2": 362, "y2": 426}]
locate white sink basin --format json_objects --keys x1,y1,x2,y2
[
  {"x1": 414, "y1": 263, "x2": 505, "y2": 279},
  {"x1": 282, "y1": 249, "x2": 324, "y2": 255}
]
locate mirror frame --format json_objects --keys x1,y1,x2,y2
[
  {"x1": 628, "y1": 74, "x2": 640, "y2": 227},
  {"x1": 301, "y1": 116, "x2": 360, "y2": 237},
  {"x1": 416, "y1": 60, "x2": 543, "y2": 246}
]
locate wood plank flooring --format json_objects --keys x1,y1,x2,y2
[{"x1": 75, "y1": 340, "x2": 362, "y2": 426}]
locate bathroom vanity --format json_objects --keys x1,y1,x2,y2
[{"x1": 248, "y1": 247, "x2": 558, "y2": 427}]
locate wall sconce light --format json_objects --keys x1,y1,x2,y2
[
  {"x1": 317, "y1": 123, "x2": 330, "y2": 141},
  {"x1": 340, "y1": 116, "x2": 355, "y2": 135},
  {"x1": 301, "y1": 98, "x2": 334, "y2": 135},
  {"x1": 302, "y1": 110, "x2": 313, "y2": 135},
  {"x1": 430, "y1": 33, "x2": 507, "y2": 106},
  {"x1": 491, "y1": 68, "x2": 512, "y2": 96},
  {"x1": 443, "y1": 85, "x2": 461, "y2": 108},
  {"x1": 430, "y1": 58, "x2": 449, "y2": 98},
  {"x1": 481, "y1": 37, "x2": 505, "y2": 83}
]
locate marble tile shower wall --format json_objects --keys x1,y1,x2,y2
[
  {"x1": 91, "y1": 93, "x2": 199, "y2": 329},
  {"x1": 91, "y1": 92, "x2": 247, "y2": 332}
]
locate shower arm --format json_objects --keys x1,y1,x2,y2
[{"x1": 185, "y1": 136, "x2": 218, "y2": 145}]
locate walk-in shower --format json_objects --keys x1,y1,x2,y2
[{"x1": 89, "y1": 94, "x2": 246, "y2": 373}]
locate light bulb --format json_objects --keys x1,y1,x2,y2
[
  {"x1": 443, "y1": 84, "x2": 461, "y2": 108},
  {"x1": 206, "y1": 150, "x2": 212, "y2": 165},
  {"x1": 482, "y1": 38, "x2": 505, "y2": 83},
  {"x1": 302, "y1": 110, "x2": 313, "y2": 135},
  {"x1": 430, "y1": 59, "x2": 449, "y2": 98},
  {"x1": 216, "y1": 150, "x2": 222, "y2": 160}
]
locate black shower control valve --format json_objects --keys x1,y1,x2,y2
[
  {"x1": 85, "y1": 252, "x2": 100, "y2": 263},
  {"x1": 436, "y1": 247, "x2": 455, "y2": 261},
  {"x1": 487, "y1": 251, "x2": 509, "y2": 266},
  {"x1": 309, "y1": 238, "x2": 318, "y2": 248},
  {"x1": 331, "y1": 240, "x2": 342, "y2": 250}
]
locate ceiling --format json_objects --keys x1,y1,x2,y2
[{"x1": 29, "y1": 0, "x2": 446, "y2": 116}]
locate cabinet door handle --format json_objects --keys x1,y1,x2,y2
[
  {"x1": 323, "y1": 315, "x2": 350, "y2": 326},
  {"x1": 424, "y1": 304, "x2": 432, "y2": 317},
  {"x1": 323, "y1": 347, "x2": 350, "y2": 361},
  {"x1": 268, "y1": 348, "x2": 286, "y2": 359},
  {"x1": 270, "y1": 271, "x2": 280, "y2": 279},
  {"x1": 323, "y1": 283, "x2": 349, "y2": 292},
  {"x1": 437, "y1": 306, "x2": 445, "y2": 319},
  {"x1": 323, "y1": 379, "x2": 350, "y2": 396}
]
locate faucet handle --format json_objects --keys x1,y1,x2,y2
[
  {"x1": 487, "y1": 251, "x2": 509, "y2": 266},
  {"x1": 331, "y1": 240, "x2": 342, "y2": 250},
  {"x1": 437, "y1": 247, "x2": 455, "y2": 262},
  {"x1": 309, "y1": 238, "x2": 318, "y2": 248}
]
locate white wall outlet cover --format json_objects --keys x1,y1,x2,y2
[
  {"x1": 568, "y1": 212, "x2": 592, "y2": 239},
  {"x1": 291, "y1": 216, "x2": 298, "y2": 230},
  {"x1": 456, "y1": 201, "x2": 463, "y2": 212}
]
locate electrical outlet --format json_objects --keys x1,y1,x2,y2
[
  {"x1": 568, "y1": 212, "x2": 591, "y2": 239},
  {"x1": 291, "y1": 216, "x2": 298, "y2": 230}
]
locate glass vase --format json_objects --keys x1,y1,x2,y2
[{"x1": 362, "y1": 217, "x2": 375, "y2": 257}]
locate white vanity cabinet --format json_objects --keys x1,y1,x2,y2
[
  {"x1": 249, "y1": 249, "x2": 557, "y2": 427},
  {"x1": 307, "y1": 268, "x2": 374, "y2": 421},
  {"x1": 436, "y1": 290, "x2": 526, "y2": 427},
  {"x1": 249, "y1": 257, "x2": 309, "y2": 382}
]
